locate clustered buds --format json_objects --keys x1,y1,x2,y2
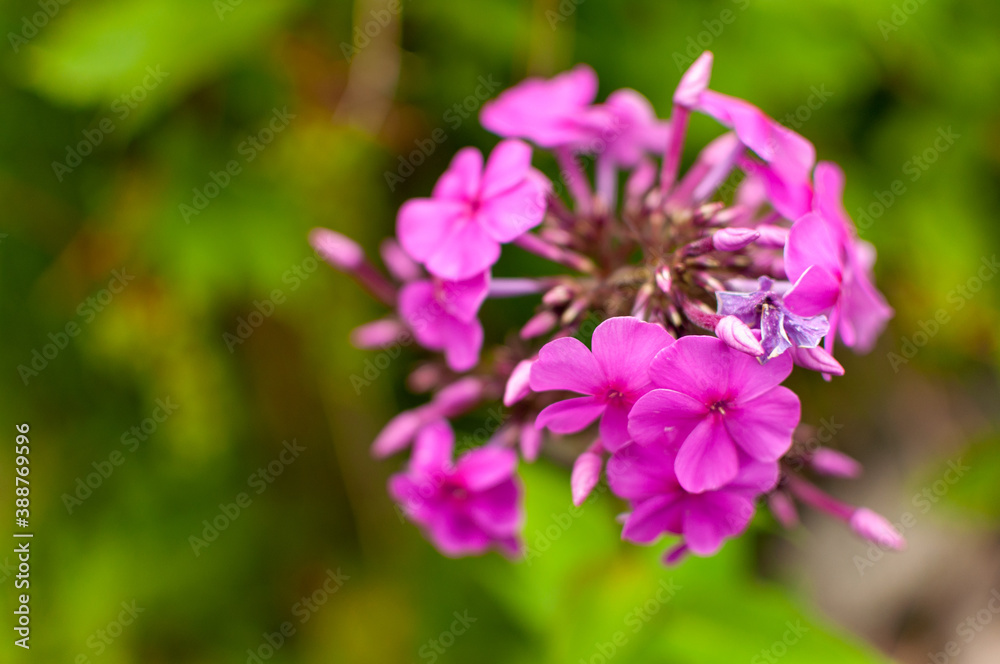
[{"x1": 313, "y1": 52, "x2": 901, "y2": 563}]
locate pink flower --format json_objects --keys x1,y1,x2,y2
[
  {"x1": 783, "y1": 163, "x2": 893, "y2": 353},
  {"x1": 628, "y1": 336, "x2": 800, "y2": 493},
  {"x1": 397, "y1": 139, "x2": 550, "y2": 281},
  {"x1": 607, "y1": 440, "x2": 778, "y2": 556},
  {"x1": 480, "y1": 65, "x2": 613, "y2": 149},
  {"x1": 398, "y1": 271, "x2": 489, "y2": 372},
  {"x1": 529, "y1": 317, "x2": 675, "y2": 452},
  {"x1": 389, "y1": 420, "x2": 523, "y2": 557}
]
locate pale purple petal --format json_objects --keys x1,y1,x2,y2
[{"x1": 503, "y1": 359, "x2": 534, "y2": 407}]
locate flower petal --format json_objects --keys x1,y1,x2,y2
[
  {"x1": 591, "y1": 316, "x2": 675, "y2": 393},
  {"x1": 784, "y1": 264, "x2": 841, "y2": 318},
  {"x1": 396, "y1": 198, "x2": 469, "y2": 263},
  {"x1": 627, "y1": 388, "x2": 706, "y2": 447},
  {"x1": 599, "y1": 400, "x2": 633, "y2": 453},
  {"x1": 432, "y1": 147, "x2": 483, "y2": 201},
  {"x1": 477, "y1": 173, "x2": 549, "y2": 243},
  {"x1": 675, "y1": 417, "x2": 739, "y2": 493},
  {"x1": 534, "y1": 396, "x2": 604, "y2": 435},
  {"x1": 725, "y1": 386, "x2": 800, "y2": 461},
  {"x1": 481, "y1": 139, "x2": 533, "y2": 199},
  {"x1": 529, "y1": 337, "x2": 603, "y2": 395},
  {"x1": 648, "y1": 336, "x2": 730, "y2": 402},
  {"x1": 607, "y1": 441, "x2": 679, "y2": 502},
  {"x1": 454, "y1": 447, "x2": 517, "y2": 492},
  {"x1": 621, "y1": 495, "x2": 683, "y2": 544},
  {"x1": 683, "y1": 492, "x2": 755, "y2": 556},
  {"x1": 410, "y1": 420, "x2": 455, "y2": 476},
  {"x1": 425, "y1": 218, "x2": 501, "y2": 281}
]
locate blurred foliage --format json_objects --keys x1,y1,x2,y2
[{"x1": 1, "y1": 0, "x2": 999, "y2": 662}]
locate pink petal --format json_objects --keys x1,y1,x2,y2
[
  {"x1": 410, "y1": 420, "x2": 455, "y2": 476},
  {"x1": 784, "y1": 212, "x2": 842, "y2": 283},
  {"x1": 518, "y1": 425, "x2": 542, "y2": 462},
  {"x1": 431, "y1": 512, "x2": 491, "y2": 557},
  {"x1": 683, "y1": 492, "x2": 754, "y2": 555},
  {"x1": 372, "y1": 410, "x2": 426, "y2": 458},
  {"x1": 534, "y1": 396, "x2": 605, "y2": 435},
  {"x1": 437, "y1": 271, "x2": 490, "y2": 322},
  {"x1": 468, "y1": 479, "x2": 522, "y2": 534},
  {"x1": 724, "y1": 386, "x2": 800, "y2": 461},
  {"x1": 784, "y1": 264, "x2": 842, "y2": 317},
  {"x1": 697, "y1": 90, "x2": 815, "y2": 181},
  {"x1": 606, "y1": 441, "x2": 679, "y2": 502},
  {"x1": 675, "y1": 417, "x2": 739, "y2": 493},
  {"x1": 424, "y1": 218, "x2": 501, "y2": 281},
  {"x1": 481, "y1": 139, "x2": 534, "y2": 199},
  {"x1": 627, "y1": 388, "x2": 706, "y2": 447},
  {"x1": 598, "y1": 401, "x2": 633, "y2": 453},
  {"x1": 432, "y1": 147, "x2": 483, "y2": 201},
  {"x1": 726, "y1": 345, "x2": 793, "y2": 403},
  {"x1": 674, "y1": 51, "x2": 713, "y2": 107},
  {"x1": 728, "y1": 459, "x2": 780, "y2": 494},
  {"x1": 622, "y1": 495, "x2": 683, "y2": 544},
  {"x1": 477, "y1": 173, "x2": 549, "y2": 243},
  {"x1": 440, "y1": 317, "x2": 483, "y2": 372},
  {"x1": 397, "y1": 198, "x2": 469, "y2": 263},
  {"x1": 503, "y1": 359, "x2": 535, "y2": 407},
  {"x1": 529, "y1": 337, "x2": 603, "y2": 395},
  {"x1": 571, "y1": 450, "x2": 603, "y2": 506},
  {"x1": 591, "y1": 316, "x2": 675, "y2": 393},
  {"x1": 648, "y1": 336, "x2": 730, "y2": 402},
  {"x1": 454, "y1": 447, "x2": 517, "y2": 492}
]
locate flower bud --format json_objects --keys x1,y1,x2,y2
[
  {"x1": 716, "y1": 315, "x2": 765, "y2": 357},
  {"x1": 849, "y1": 508, "x2": 906, "y2": 551}
]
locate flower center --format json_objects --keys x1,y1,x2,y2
[{"x1": 709, "y1": 400, "x2": 729, "y2": 415}]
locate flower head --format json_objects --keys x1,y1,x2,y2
[{"x1": 389, "y1": 421, "x2": 523, "y2": 557}]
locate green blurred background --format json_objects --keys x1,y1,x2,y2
[{"x1": 2, "y1": 0, "x2": 1000, "y2": 662}]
